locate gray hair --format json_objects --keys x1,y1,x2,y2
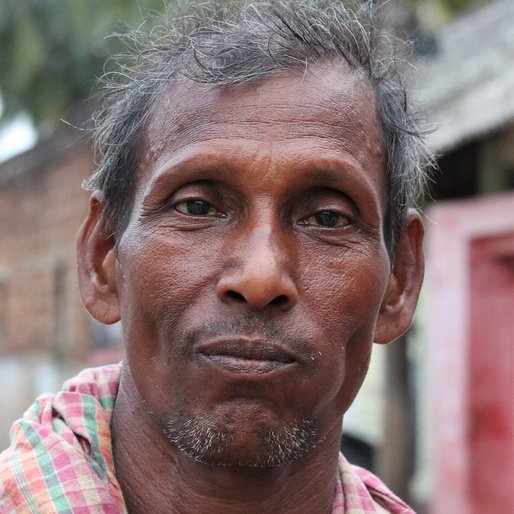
[{"x1": 87, "y1": 0, "x2": 432, "y2": 254}]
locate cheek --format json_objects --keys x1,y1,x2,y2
[
  {"x1": 298, "y1": 250, "x2": 389, "y2": 415},
  {"x1": 116, "y1": 231, "x2": 223, "y2": 357},
  {"x1": 301, "y1": 249, "x2": 389, "y2": 333},
  {"x1": 115, "y1": 232, "x2": 226, "y2": 417}
]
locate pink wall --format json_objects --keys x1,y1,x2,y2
[{"x1": 428, "y1": 193, "x2": 514, "y2": 514}]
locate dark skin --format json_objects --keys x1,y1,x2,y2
[{"x1": 77, "y1": 63, "x2": 424, "y2": 513}]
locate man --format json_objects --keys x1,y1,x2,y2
[{"x1": 0, "y1": 1, "x2": 430, "y2": 512}]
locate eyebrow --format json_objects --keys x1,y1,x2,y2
[{"x1": 142, "y1": 144, "x2": 382, "y2": 208}]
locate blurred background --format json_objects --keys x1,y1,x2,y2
[{"x1": 1, "y1": 1, "x2": 513, "y2": 513}]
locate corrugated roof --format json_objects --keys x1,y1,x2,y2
[{"x1": 416, "y1": 0, "x2": 514, "y2": 152}]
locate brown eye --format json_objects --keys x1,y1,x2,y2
[
  {"x1": 311, "y1": 210, "x2": 350, "y2": 228},
  {"x1": 175, "y1": 200, "x2": 216, "y2": 216},
  {"x1": 315, "y1": 211, "x2": 341, "y2": 227}
]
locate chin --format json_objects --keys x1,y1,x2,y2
[{"x1": 163, "y1": 411, "x2": 321, "y2": 468}]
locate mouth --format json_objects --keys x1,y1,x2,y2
[{"x1": 196, "y1": 338, "x2": 298, "y2": 376}]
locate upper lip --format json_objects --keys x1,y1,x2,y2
[{"x1": 196, "y1": 338, "x2": 297, "y2": 364}]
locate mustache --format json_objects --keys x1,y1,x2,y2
[{"x1": 182, "y1": 314, "x2": 316, "y2": 360}]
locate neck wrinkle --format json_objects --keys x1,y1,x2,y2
[{"x1": 112, "y1": 371, "x2": 342, "y2": 514}]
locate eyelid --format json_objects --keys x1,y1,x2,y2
[
  {"x1": 165, "y1": 181, "x2": 221, "y2": 209},
  {"x1": 300, "y1": 209, "x2": 352, "y2": 228},
  {"x1": 299, "y1": 186, "x2": 356, "y2": 210},
  {"x1": 174, "y1": 199, "x2": 214, "y2": 214}
]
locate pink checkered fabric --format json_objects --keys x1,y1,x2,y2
[
  {"x1": 1, "y1": 364, "x2": 414, "y2": 513},
  {"x1": 333, "y1": 454, "x2": 415, "y2": 513},
  {"x1": 0, "y1": 364, "x2": 125, "y2": 513}
]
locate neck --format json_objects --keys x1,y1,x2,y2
[{"x1": 111, "y1": 373, "x2": 342, "y2": 514}]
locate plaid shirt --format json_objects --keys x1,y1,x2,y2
[{"x1": 0, "y1": 364, "x2": 414, "y2": 513}]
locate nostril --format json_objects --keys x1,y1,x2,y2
[
  {"x1": 270, "y1": 294, "x2": 288, "y2": 306},
  {"x1": 226, "y1": 290, "x2": 246, "y2": 302}
]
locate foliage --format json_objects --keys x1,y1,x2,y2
[
  {"x1": 442, "y1": 0, "x2": 491, "y2": 13},
  {"x1": 418, "y1": 0, "x2": 493, "y2": 23},
  {"x1": 0, "y1": 0, "x2": 169, "y2": 128},
  {"x1": 0, "y1": 0, "x2": 494, "y2": 131}
]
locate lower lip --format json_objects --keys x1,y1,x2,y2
[{"x1": 200, "y1": 354, "x2": 294, "y2": 375}]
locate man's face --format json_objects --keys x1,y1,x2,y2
[{"x1": 110, "y1": 65, "x2": 392, "y2": 466}]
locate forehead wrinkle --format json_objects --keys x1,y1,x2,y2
[
  {"x1": 143, "y1": 64, "x2": 378, "y2": 147},
  {"x1": 136, "y1": 65, "x2": 385, "y2": 207},
  {"x1": 143, "y1": 139, "x2": 378, "y2": 196},
  {"x1": 143, "y1": 111, "x2": 380, "y2": 173}
]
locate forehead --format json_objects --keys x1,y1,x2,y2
[{"x1": 140, "y1": 63, "x2": 385, "y2": 194}]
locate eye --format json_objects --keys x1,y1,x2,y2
[
  {"x1": 303, "y1": 210, "x2": 351, "y2": 228},
  {"x1": 174, "y1": 199, "x2": 218, "y2": 216}
]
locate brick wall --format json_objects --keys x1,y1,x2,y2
[
  {"x1": 0, "y1": 128, "x2": 121, "y2": 446},
  {"x1": 0, "y1": 133, "x2": 92, "y2": 356}
]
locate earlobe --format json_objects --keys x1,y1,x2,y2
[
  {"x1": 77, "y1": 191, "x2": 121, "y2": 325},
  {"x1": 374, "y1": 210, "x2": 425, "y2": 344}
]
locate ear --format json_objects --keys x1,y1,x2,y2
[
  {"x1": 77, "y1": 191, "x2": 121, "y2": 324},
  {"x1": 374, "y1": 210, "x2": 425, "y2": 344}
]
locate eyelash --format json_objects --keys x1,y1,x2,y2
[
  {"x1": 173, "y1": 198, "x2": 227, "y2": 218},
  {"x1": 168, "y1": 192, "x2": 354, "y2": 231},
  {"x1": 172, "y1": 204, "x2": 352, "y2": 236},
  {"x1": 300, "y1": 210, "x2": 352, "y2": 229}
]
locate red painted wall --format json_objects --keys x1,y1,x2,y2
[{"x1": 428, "y1": 193, "x2": 514, "y2": 514}]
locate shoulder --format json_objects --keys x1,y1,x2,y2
[
  {"x1": 0, "y1": 363, "x2": 125, "y2": 512},
  {"x1": 335, "y1": 453, "x2": 416, "y2": 514},
  {"x1": 62, "y1": 362, "x2": 122, "y2": 407}
]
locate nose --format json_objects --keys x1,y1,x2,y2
[{"x1": 216, "y1": 227, "x2": 299, "y2": 311}]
